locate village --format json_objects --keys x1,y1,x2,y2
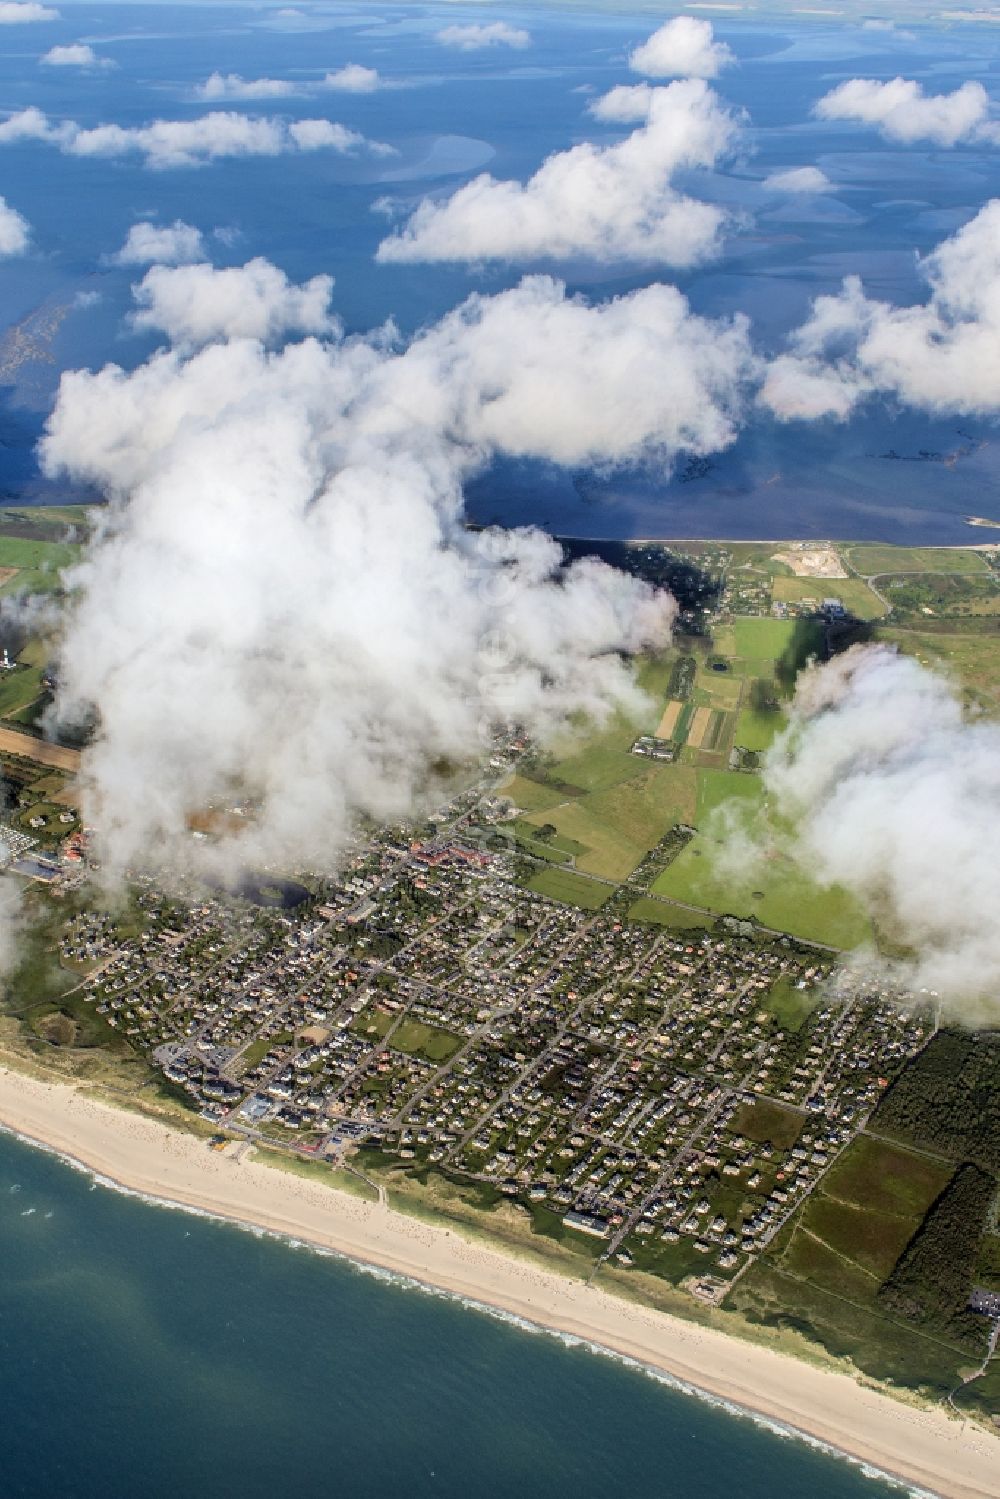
[{"x1": 57, "y1": 815, "x2": 929, "y2": 1301}]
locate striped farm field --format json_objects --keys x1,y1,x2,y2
[
  {"x1": 655, "y1": 700, "x2": 683, "y2": 739},
  {"x1": 0, "y1": 726, "x2": 80, "y2": 771},
  {"x1": 687, "y1": 706, "x2": 713, "y2": 750}
]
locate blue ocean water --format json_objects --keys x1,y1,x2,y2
[
  {"x1": 2, "y1": 3, "x2": 1000, "y2": 537},
  {"x1": 0, "y1": 1127, "x2": 909, "y2": 1499}
]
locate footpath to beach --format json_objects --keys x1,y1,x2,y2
[{"x1": 1, "y1": 1066, "x2": 998, "y2": 1499}]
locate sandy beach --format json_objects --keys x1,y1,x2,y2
[{"x1": 1, "y1": 1066, "x2": 997, "y2": 1499}]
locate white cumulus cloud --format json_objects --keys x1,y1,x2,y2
[
  {"x1": 113, "y1": 220, "x2": 207, "y2": 266},
  {"x1": 376, "y1": 79, "x2": 739, "y2": 268},
  {"x1": 588, "y1": 84, "x2": 658, "y2": 123},
  {"x1": 38, "y1": 271, "x2": 755, "y2": 878},
  {"x1": 129, "y1": 258, "x2": 338, "y2": 347},
  {"x1": 322, "y1": 64, "x2": 380, "y2": 92},
  {"x1": 761, "y1": 200, "x2": 1000, "y2": 420},
  {"x1": 196, "y1": 72, "x2": 296, "y2": 100},
  {"x1": 41, "y1": 42, "x2": 113, "y2": 68},
  {"x1": 814, "y1": 77, "x2": 994, "y2": 147},
  {"x1": 435, "y1": 22, "x2": 531, "y2": 51},
  {"x1": 0, "y1": 195, "x2": 30, "y2": 257},
  {"x1": 0, "y1": 106, "x2": 383, "y2": 168},
  {"x1": 0, "y1": 2, "x2": 58, "y2": 22},
  {"x1": 628, "y1": 17, "x2": 733, "y2": 80},
  {"x1": 763, "y1": 165, "x2": 833, "y2": 194},
  {"x1": 291, "y1": 116, "x2": 390, "y2": 154},
  {"x1": 761, "y1": 645, "x2": 1000, "y2": 1019}
]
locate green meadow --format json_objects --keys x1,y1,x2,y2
[{"x1": 650, "y1": 833, "x2": 870, "y2": 949}]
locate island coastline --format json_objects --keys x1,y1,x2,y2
[{"x1": 1, "y1": 1064, "x2": 998, "y2": 1499}]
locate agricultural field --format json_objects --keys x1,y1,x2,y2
[
  {"x1": 731, "y1": 1134, "x2": 964, "y2": 1395},
  {"x1": 625, "y1": 895, "x2": 712, "y2": 930},
  {"x1": 686, "y1": 706, "x2": 713, "y2": 749},
  {"x1": 776, "y1": 1136, "x2": 952, "y2": 1290},
  {"x1": 505, "y1": 555, "x2": 998, "y2": 946},
  {"x1": 650, "y1": 831, "x2": 870, "y2": 949},
  {"x1": 884, "y1": 623, "x2": 1000, "y2": 709},
  {"x1": 499, "y1": 772, "x2": 568, "y2": 814},
  {"x1": 581, "y1": 765, "x2": 697, "y2": 846},
  {"x1": 695, "y1": 767, "x2": 760, "y2": 823},
  {"x1": 526, "y1": 867, "x2": 611, "y2": 909},
  {"x1": 771, "y1": 574, "x2": 886, "y2": 620},
  {"x1": 692, "y1": 666, "x2": 742, "y2": 709},
  {"x1": 0, "y1": 534, "x2": 80, "y2": 597},
  {"x1": 0, "y1": 503, "x2": 92, "y2": 533},
  {"x1": 507, "y1": 614, "x2": 871, "y2": 945},
  {"x1": 655, "y1": 700, "x2": 684, "y2": 738},
  {"x1": 0, "y1": 663, "x2": 44, "y2": 719},
  {"x1": 503, "y1": 651, "x2": 704, "y2": 882},
  {"x1": 821, "y1": 1136, "x2": 952, "y2": 1225},
  {"x1": 843, "y1": 544, "x2": 991, "y2": 576},
  {"x1": 511, "y1": 822, "x2": 582, "y2": 865},
  {"x1": 0, "y1": 727, "x2": 80, "y2": 771},
  {"x1": 734, "y1": 701, "x2": 782, "y2": 752},
  {"x1": 542, "y1": 726, "x2": 653, "y2": 794},
  {"x1": 0, "y1": 528, "x2": 68, "y2": 727},
  {"x1": 518, "y1": 765, "x2": 696, "y2": 881},
  {"x1": 733, "y1": 616, "x2": 798, "y2": 663}
]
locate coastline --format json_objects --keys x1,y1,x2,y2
[
  {"x1": 1, "y1": 1066, "x2": 998, "y2": 1499},
  {"x1": 555, "y1": 534, "x2": 1000, "y2": 549}
]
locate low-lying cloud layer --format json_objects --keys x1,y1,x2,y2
[
  {"x1": 0, "y1": 106, "x2": 386, "y2": 168},
  {"x1": 628, "y1": 16, "x2": 733, "y2": 80},
  {"x1": 815, "y1": 77, "x2": 996, "y2": 147},
  {"x1": 761, "y1": 646, "x2": 1000, "y2": 1020},
  {"x1": 376, "y1": 78, "x2": 738, "y2": 267},
  {"x1": 0, "y1": 195, "x2": 30, "y2": 257},
  {"x1": 761, "y1": 200, "x2": 1000, "y2": 419},
  {"x1": 40, "y1": 272, "x2": 755, "y2": 877}
]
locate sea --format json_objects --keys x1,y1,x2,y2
[
  {"x1": 0, "y1": 1126, "x2": 915, "y2": 1499},
  {"x1": 2, "y1": 2, "x2": 1000, "y2": 539}
]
